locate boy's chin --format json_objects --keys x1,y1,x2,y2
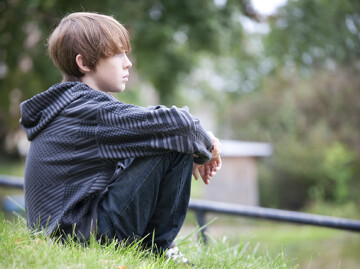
[
  {"x1": 116, "y1": 87, "x2": 126, "y2": 93},
  {"x1": 107, "y1": 86, "x2": 126, "y2": 93}
]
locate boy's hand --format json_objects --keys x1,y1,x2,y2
[
  {"x1": 192, "y1": 132, "x2": 222, "y2": 184},
  {"x1": 193, "y1": 156, "x2": 222, "y2": 184}
]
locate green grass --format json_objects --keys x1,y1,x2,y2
[
  {"x1": 181, "y1": 212, "x2": 360, "y2": 269},
  {"x1": 0, "y1": 214, "x2": 294, "y2": 269}
]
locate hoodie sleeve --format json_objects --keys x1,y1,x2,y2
[{"x1": 96, "y1": 101, "x2": 213, "y2": 164}]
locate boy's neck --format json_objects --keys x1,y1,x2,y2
[{"x1": 62, "y1": 74, "x2": 82, "y2": 83}]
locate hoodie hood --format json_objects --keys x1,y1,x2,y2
[{"x1": 20, "y1": 82, "x2": 82, "y2": 141}]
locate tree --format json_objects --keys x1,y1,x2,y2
[
  {"x1": 265, "y1": 0, "x2": 360, "y2": 70},
  {"x1": 0, "y1": 0, "x2": 257, "y2": 155}
]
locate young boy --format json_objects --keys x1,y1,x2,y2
[{"x1": 20, "y1": 12, "x2": 221, "y2": 257}]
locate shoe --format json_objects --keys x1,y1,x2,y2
[{"x1": 165, "y1": 245, "x2": 193, "y2": 267}]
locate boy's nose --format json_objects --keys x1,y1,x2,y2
[{"x1": 124, "y1": 55, "x2": 132, "y2": 69}]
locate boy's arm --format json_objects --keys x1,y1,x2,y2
[{"x1": 96, "y1": 102, "x2": 213, "y2": 163}]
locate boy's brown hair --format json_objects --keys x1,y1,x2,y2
[{"x1": 48, "y1": 12, "x2": 131, "y2": 81}]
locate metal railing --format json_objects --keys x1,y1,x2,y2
[
  {"x1": 0, "y1": 175, "x2": 24, "y2": 189},
  {"x1": 188, "y1": 198, "x2": 360, "y2": 243},
  {"x1": 2, "y1": 175, "x2": 360, "y2": 242}
]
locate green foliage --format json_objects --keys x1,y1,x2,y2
[
  {"x1": 266, "y1": 0, "x2": 360, "y2": 68},
  {"x1": 0, "y1": 159, "x2": 25, "y2": 176},
  {"x1": 320, "y1": 142, "x2": 356, "y2": 203}
]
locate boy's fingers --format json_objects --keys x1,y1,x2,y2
[
  {"x1": 202, "y1": 173, "x2": 210, "y2": 184},
  {"x1": 215, "y1": 156, "x2": 222, "y2": 169},
  {"x1": 199, "y1": 167, "x2": 207, "y2": 179},
  {"x1": 206, "y1": 165, "x2": 211, "y2": 177},
  {"x1": 193, "y1": 164, "x2": 201, "y2": 180},
  {"x1": 192, "y1": 170, "x2": 198, "y2": 180},
  {"x1": 197, "y1": 155, "x2": 223, "y2": 185}
]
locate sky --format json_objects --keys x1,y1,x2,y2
[
  {"x1": 240, "y1": 0, "x2": 288, "y2": 34},
  {"x1": 251, "y1": 0, "x2": 288, "y2": 16}
]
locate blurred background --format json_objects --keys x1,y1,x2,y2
[{"x1": 1, "y1": 0, "x2": 360, "y2": 267}]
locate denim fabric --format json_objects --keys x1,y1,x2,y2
[{"x1": 97, "y1": 152, "x2": 193, "y2": 250}]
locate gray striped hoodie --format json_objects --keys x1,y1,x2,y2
[{"x1": 20, "y1": 82, "x2": 212, "y2": 239}]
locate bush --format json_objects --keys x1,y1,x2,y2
[{"x1": 222, "y1": 67, "x2": 360, "y2": 209}]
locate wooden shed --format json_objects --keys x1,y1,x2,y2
[{"x1": 203, "y1": 140, "x2": 273, "y2": 206}]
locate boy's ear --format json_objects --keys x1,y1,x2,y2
[{"x1": 75, "y1": 54, "x2": 91, "y2": 73}]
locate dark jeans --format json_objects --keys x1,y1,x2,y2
[{"x1": 97, "y1": 152, "x2": 193, "y2": 251}]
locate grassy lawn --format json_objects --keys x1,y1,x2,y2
[
  {"x1": 2, "y1": 211, "x2": 358, "y2": 269},
  {"x1": 0, "y1": 214, "x2": 292, "y2": 269},
  {"x1": 182, "y1": 212, "x2": 360, "y2": 269}
]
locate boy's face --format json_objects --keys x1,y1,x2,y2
[{"x1": 84, "y1": 52, "x2": 132, "y2": 93}]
